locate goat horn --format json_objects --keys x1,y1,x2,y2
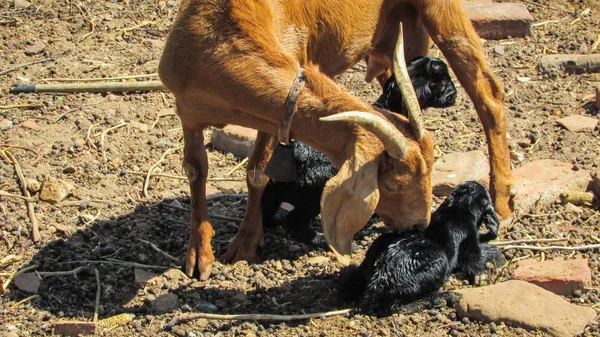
[
  {"x1": 393, "y1": 22, "x2": 425, "y2": 140},
  {"x1": 320, "y1": 111, "x2": 409, "y2": 159}
]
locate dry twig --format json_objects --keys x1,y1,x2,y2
[
  {"x1": 0, "y1": 57, "x2": 54, "y2": 76},
  {"x1": 143, "y1": 146, "x2": 183, "y2": 199},
  {"x1": 11, "y1": 294, "x2": 40, "y2": 308},
  {"x1": 501, "y1": 244, "x2": 600, "y2": 251},
  {"x1": 140, "y1": 239, "x2": 179, "y2": 263},
  {"x1": 126, "y1": 171, "x2": 243, "y2": 182},
  {"x1": 98, "y1": 122, "x2": 128, "y2": 161},
  {"x1": 0, "y1": 190, "x2": 36, "y2": 202},
  {"x1": 39, "y1": 73, "x2": 158, "y2": 83},
  {"x1": 0, "y1": 103, "x2": 43, "y2": 110},
  {"x1": 164, "y1": 308, "x2": 353, "y2": 328},
  {"x1": 491, "y1": 238, "x2": 568, "y2": 246},
  {"x1": 0, "y1": 150, "x2": 40, "y2": 242},
  {"x1": 93, "y1": 269, "x2": 101, "y2": 324},
  {"x1": 1, "y1": 264, "x2": 38, "y2": 294},
  {"x1": 226, "y1": 157, "x2": 248, "y2": 176}
]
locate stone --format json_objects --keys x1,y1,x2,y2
[
  {"x1": 493, "y1": 45, "x2": 505, "y2": 56},
  {"x1": 150, "y1": 293, "x2": 179, "y2": 314},
  {"x1": 134, "y1": 268, "x2": 157, "y2": 284},
  {"x1": 511, "y1": 259, "x2": 592, "y2": 295},
  {"x1": 162, "y1": 268, "x2": 189, "y2": 282},
  {"x1": 455, "y1": 280, "x2": 596, "y2": 337},
  {"x1": 232, "y1": 292, "x2": 248, "y2": 302},
  {"x1": 14, "y1": 0, "x2": 32, "y2": 9},
  {"x1": 0, "y1": 119, "x2": 13, "y2": 130},
  {"x1": 20, "y1": 119, "x2": 38, "y2": 129},
  {"x1": 432, "y1": 151, "x2": 490, "y2": 197},
  {"x1": 63, "y1": 166, "x2": 76, "y2": 174},
  {"x1": 464, "y1": 3, "x2": 533, "y2": 40},
  {"x1": 129, "y1": 120, "x2": 149, "y2": 133},
  {"x1": 539, "y1": 54, "x2": 600, "y2": 74},
  {"x1": 592, "y1": 168, "x2": 600, "y2": 197},
  {"x1": 26, "y1": 178, "x2": 41, "y2": 193},
  {"x1": 13, "y1": 273, "x2": 40, "y2": 293},
  {"x1": 509, "y1": 159, "x2": 590, "y2": 213},
  {"x1": 4, "y1": 332, "x2": 19, "y2": 337},
  {"x1": 306, "y1": 256, "x2": 330, "y2": 265},
  {"x1": 25, "y1": 42, "x2": 46, "y2": 56},
  {"x1": 556, "y1": 115, "x2": 598, "y2": 132},
  {"x1": 39, "y1": 177, "x2": 74, "y2": 203},
  {"x1": 210, "y1": 125, "x2": 256, "y2": 158}
]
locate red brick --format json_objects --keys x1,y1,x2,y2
[
  {"x1": 432, "y1": 151, "x2": 489, "y2": 197},
  {"x1": 210, "y1": 125, "x2": 256, "y2": 158},
  {"x1": 511, "y1": 259, "x2": 592, "y2": 296},
  {"x1": 509, "y1": 159, "x2": 590, "y2": 213},
  {"x1": 464, "y1": 3, "x2": 533, "y2": 40}
]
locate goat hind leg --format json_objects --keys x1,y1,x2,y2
[
  {"x1": 182, "y1": 124, "x2": 215, "y2": 279},
  {"x1": 221, "y1": 132, "x2": 276, "y2": 264},
  {"x1": 410, "y1": 0, "x2": 516, "y2": 218}
]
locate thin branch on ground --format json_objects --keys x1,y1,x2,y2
[
  {"x1": 500, "y1": 244, "x2": 600, "y2": 251},
  {"x1": 0, "y1": 150, "x2": 40, "y2": 242},
  {"x1": 143, "y1": 146, "x2": 183, "y2": 199},
  {"x1": 11, "y1": 294, "x2": 40, "y2": 308},
  {"x1": 86, "y1": 123, "x2": 99, "y2": 149},
  {"x1": 0, "y1": 57, "x2": 54, "y2": 76},
  {"x1": 0, "y1": 103, "x2": 44, "y2": 110},
  {"x1": 55, "y1": 199, "x2": 117, "y2": 208},
  {"x1": 0, "y1": 144, "x2": 42, "y2": 163},
  {"x1": 36, "y1": 266, "x2": 89, "y2": 277},
  {"x1": 491, "y1": 238, "x2": 568, "y2": 246},
  {"x1": 140, "y1": 239, "x2": 180, "y2": 263},
  {"x1": 126, "y1": 170, "x2": 243, "y2": 182},
  {"x1": 98, "y1": 122, "x2": 128, "y2": 161},
  {"x1": 57, "y1": 259, "x2": 173, "y2": 270},
  {"x1": 164, "y1": 308, "x2": 353, "y2": 329},
  {"x1": 226, "y1": 157, "x2": 248, "y2": 176},
  {"x1": 160, "y1": 201, "x2": 244, "y2": 222},
  {"x1": 0, "y1": 190, "x2": 37, "y2": 202}
]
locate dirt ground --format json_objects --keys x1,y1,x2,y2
[{"x1": 1, "y1": 0, "x2": 600, "y2": 335}]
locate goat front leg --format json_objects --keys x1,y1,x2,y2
[
  {"x1": 221, "y1": 131, "x2": 276, "y2": 264},
  {"x1": 410, "y1": 0, "x2": 516, "y2": 218},
  {"x1": 182, "y1": 124, "x2": 215, "y2": 279}
]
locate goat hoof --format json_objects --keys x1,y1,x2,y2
[{"x1": 185, "y1": 244, "x2": 215, "y2": 280}]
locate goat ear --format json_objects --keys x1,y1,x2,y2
[{"x1": 321, "y1": 158, "x2": 380, "y2": 265}]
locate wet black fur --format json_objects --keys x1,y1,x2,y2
[
  {"x1": 337, "y1": 181, "x2": 505, "y2": 316},
  {"x1": 261, "y1": 56, "x2": 457, "y2": 247}
]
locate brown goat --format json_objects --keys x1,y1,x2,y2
[{"x1": 158, "y1": 0, "x2": 516, "y2": 279}]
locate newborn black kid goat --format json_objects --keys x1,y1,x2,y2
[
  {"x1": 261, "y1": 56, "x2": 457, "y2": 247},
  {"x1": 337, "y1": 181, "x2": 505, "y2": 315}
]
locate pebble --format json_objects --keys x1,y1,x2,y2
[
  {"x1": 493, "y1": 45, "x2": 505, "y2": 55},
  {"x1": 20, "y1": 119, "x2": 38, "y2": 129},
  {"x1": 171, "y1": 327, "x2": 187, "y2": 337},
  {"x1": 0, "y1": 119, "x2": 13, "y2": 130},
  {"x1": 490, "y1": 322, "x2": 497, "y2": 333},
  {"x1": 289, "y1": 244, "x2": 301, "y2": 253},
  {"x1": 25, "y1": 42, "x2": 46, "y2": 55}
]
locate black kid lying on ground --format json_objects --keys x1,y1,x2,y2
[{"x1": 337, "y1": 181, "x2": 505, "y2": 316}]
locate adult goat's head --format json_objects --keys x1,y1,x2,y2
[{"x1": 318, "y1": 23, "x2": 434, "y2": 263}]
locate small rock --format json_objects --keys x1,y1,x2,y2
[
  {"x1": 26, "y1": 178, "x2": 41, "y2": 193},
  {"x1": 210, "y1": 125, "x2": 256, "y2": 158},
  {"x1": 456, "y1": 280, "x2": 596, "y2": 337},
  {"x1": 306, "y1": 256, "x2": 329, "y2": 265},
  {"x1": 162, "y1": 268, "x2": 188, "y2": 282},
  {"x1": 39, "y1": 177, "x2": 74, "y2": 203},
  {"x1": 170, "y1": 327, "x2": 187, "y2": 337},
  {"x1": 20, "y1": 119, "x2": 38, "y2": 129},
  {"x1": 74, "y1": 138, "x2": 86, "y2": 147},
  {"x1": 13, "y1": 273, "x2": 40, "y2": 293},
  {"x1": 232, "y1": 292, "x2": 248, "y2": 302},
  {"x1": 511, "y1": 258, "x2": 592, "y2": 295},
  {"x1": 130, "y1": 120, "x2": 149, "y2": 133},
  {"x1": 195, "y1": 300, "x2": 218, "y2": 312},
  {"x1": 510, "y1": 150, "x2": 525, "y2": 163},
  {"x1": 150, "y1": 293, "x2": 179, "y2": 314},
  {"x1": 0, "y1": 119, "x2": 13, "y2": 130},
  {"x1": 556, "y1": 115, "x2": 599, "y2": 132},
  {"x1": 53, "y1": 224, "x2": 76, "y2": 235},
  {"x1": 516, "y1": 138, "x2": 531, "y2": 148},
  {"x1": 493, "y1": 45, "x2": 505, "y2": 55},
  {"x1": 63, "y1": 166, "x2": 77, "y2": 174},
  {"x1": 289, "y1": 244, "x2": 302, "y2": 253},
  {"x1": 579, "y1": 43, "x2": 588, "y2": 54},
  {"x1": 134, "y1": 268, "x2": 157, "y2": 284},
  {"x1": 14, "y1": 0, "x2": 31, "y2": 9},
  {"x1": 25, "y1": 42, "x2": 46, "y2": 56},
  {"x1": 4, "y1": 332, "x2": 19, "y2": 337},
  {"x1": 215, "y1": 299, "x2": 227, "y2": 308}
]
